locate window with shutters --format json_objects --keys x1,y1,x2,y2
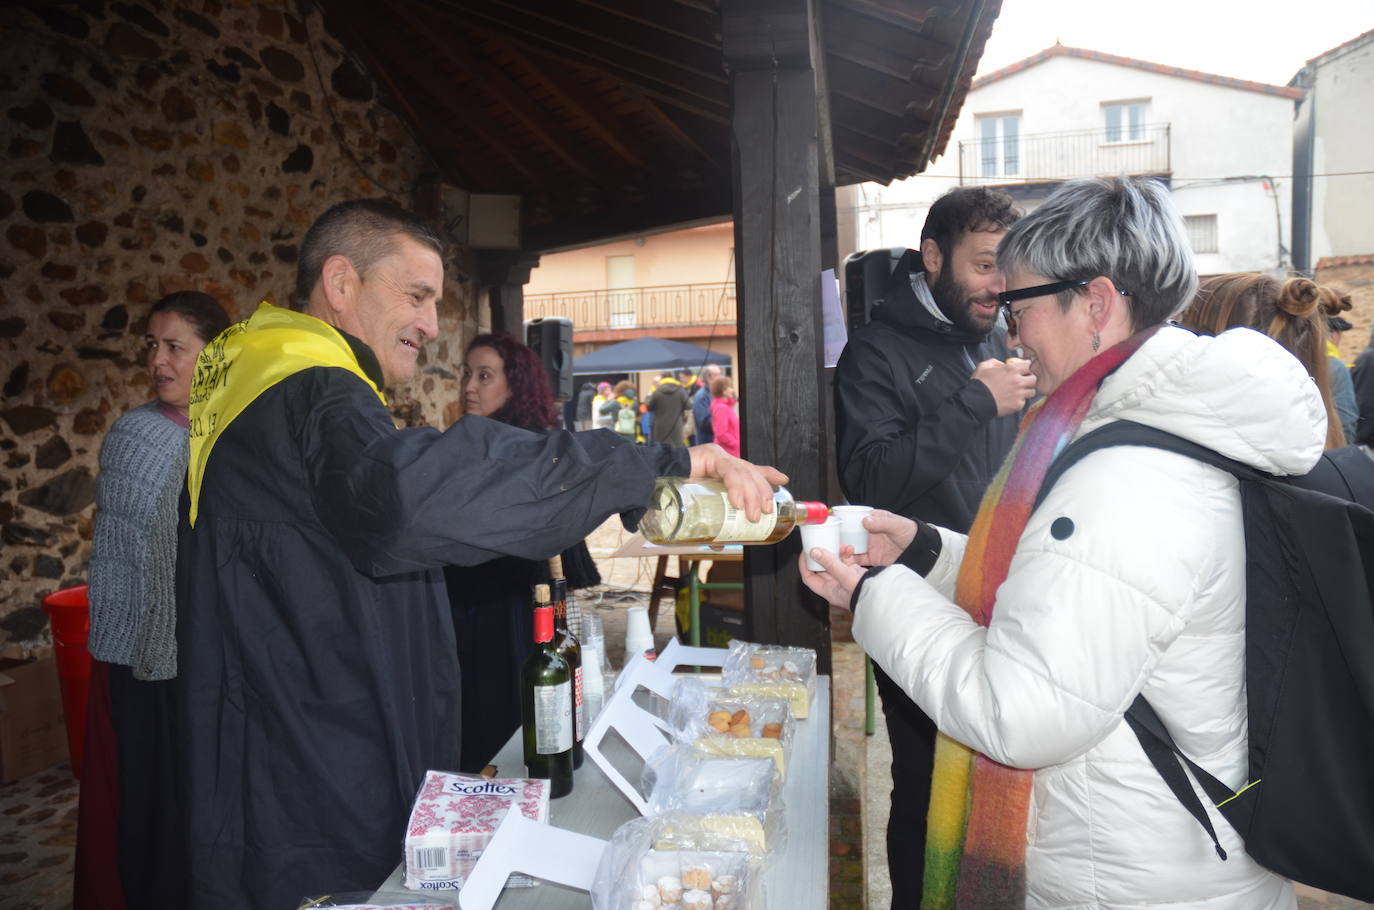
[{"x1": 1184, "y1": 215, "x2": 1219, "y2": 254}]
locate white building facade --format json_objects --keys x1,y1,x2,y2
[
  {"x1": 845, "y1": 46, "x2": 1302, "y2": 277},
  {"x1": 1291, "y1": 29, "x2": 1374, "y2": 271}
]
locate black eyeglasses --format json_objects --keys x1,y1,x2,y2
[{"x1": 997, "y1": 278, "x2": 1130, "y2": 334}]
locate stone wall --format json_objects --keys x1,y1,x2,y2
[
  {"x1": 0, "y1": 0, "x2": 477, "y2": 628},
  {"x1": 1317, "y1": 256, "x2": 1374, "y2": 362}
]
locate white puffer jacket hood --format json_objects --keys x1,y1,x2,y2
[{"x1": 853, "y1": 326, "x2": 1324, "y2": 909}]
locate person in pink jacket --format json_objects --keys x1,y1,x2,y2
[{"x1": 710, "y1": 375, "x2": 740, "y2": 456}]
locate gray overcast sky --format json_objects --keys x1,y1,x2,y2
[{"x1": 974, "y1": 0, "x2": 1374, "y2": 86}]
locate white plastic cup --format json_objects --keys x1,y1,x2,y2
[
  {"x1": 799, "y1": 516, "x2": 842, "y2": 571},
  {"x1": 624, "y1": 606, "x2": 655, "y2": 661},
  {"x1": 831, "y1": 505, "x2": 874, "y2": 554},
  {"x1": 581, "y1": 610, "x2": 607, "y2": 675},
  {"x1": 580, "y1": 611, "x2": 606, "y2": 723}
]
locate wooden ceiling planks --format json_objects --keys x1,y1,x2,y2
[{"x1": 316, "y1": 0, "x2": 999, "y2": 250}]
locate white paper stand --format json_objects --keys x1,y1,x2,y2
[
  {"x1": 584, "y1": 642, "x2": 734, "y2": 812},
  {"x1": 626, "y1": 640, "x2": 731, "y2": 699},
  {"x1": 457, "y1": 809, "x2": 607, "y2": 910},
  {"x1": 585, "y1": 652, "x2": 673, "y2": 813},
  {"x1": 454, "y1": 642, "x2": 739, "y2": 907}
]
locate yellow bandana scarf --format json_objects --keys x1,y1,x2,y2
[{"x1": 186, "y1": 301, "x2": 386, "y2": 526}]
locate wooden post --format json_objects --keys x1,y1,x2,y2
[{"x1": 723, "y1": 0, "x2": 832, "y2": 673}]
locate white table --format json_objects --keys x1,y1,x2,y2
[{"x1": 371, "y1": 677, "x2": 830, "y2": 908}]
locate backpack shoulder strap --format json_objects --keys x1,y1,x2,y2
[
  {"x1": 1034, "y1": 419, "x2": 1263, "y2": 511},
  {"x1": 1123, "y1": 695, "x2": 1238, "y2": 860}
]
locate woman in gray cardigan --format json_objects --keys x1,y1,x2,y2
[{"x1": 76, "y1": 291, "x2": 230, "y2": 910}]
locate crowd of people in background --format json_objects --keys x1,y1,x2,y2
[{"x1": 575, "y1": 361, "x2": 739, "y2": 451}]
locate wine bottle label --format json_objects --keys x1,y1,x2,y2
[
  {"x1": 531, "y1": 681, "x2": 573, "y2": 754},
  {"x1": 573, "y1": 667, "x2": 586, "y2": 742},
  {"x1": 714, "y1": 491, "x2": 780, "y2": 541}
]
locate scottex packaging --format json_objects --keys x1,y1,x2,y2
[{"x1": 403, "y1": 771, "x2": 550, "y2": 892}]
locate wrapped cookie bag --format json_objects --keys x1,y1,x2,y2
[
  {"x1": 667, "y1": 677, "x2": 796, "y2": 779},
  {"x1": 721, "y1": 641, "x2": 816, "y2": 719},
  {"x1": 641, "y1": 744, "x2": 784, "y2": 852},
  {"x1": 590, "y1": 813, "x2": 766, "y2": 910}
]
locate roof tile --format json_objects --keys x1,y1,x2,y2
[{"x1": 973, "y1": 44, "x2": 1305, "y2": 99}]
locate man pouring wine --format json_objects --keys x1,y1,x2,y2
[{"x1": 173, "y1": 199, "x2": 785, "y2": 910}]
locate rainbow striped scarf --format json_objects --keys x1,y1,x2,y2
[{"x1": 921, "y1": 328, "x2": 1158, "y2": 909}]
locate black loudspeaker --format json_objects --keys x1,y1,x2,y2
[
  {"x1": 525, "y1": 316, "x2": 574, "y2": 402},
  {"x1": 842, "y1": 247, "x2": 912, "y2": 332}
]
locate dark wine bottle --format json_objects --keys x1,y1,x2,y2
[
  {"x1": 521, "y1": 584, "x2": 573, "y2": 798},
  {"x1": 548, "y1": 556, "x2": 585, "y2": 769}
]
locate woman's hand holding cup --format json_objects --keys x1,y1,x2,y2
[{"x1": 854, "y1": 510, "x2": 918, "y2": 567}]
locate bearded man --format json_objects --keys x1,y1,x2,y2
[{"x1": 833, "y1": 186, "x2": 1033, "y2": 908}]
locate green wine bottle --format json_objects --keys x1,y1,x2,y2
[
  {"x1": 549, "y1": 556, "x2": 585, "y2": 770},
  {"x1": 521, "y1": 584, "x2": 573, "y2": 798}
]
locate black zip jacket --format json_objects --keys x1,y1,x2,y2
[
  {"x1": 834, "y1": 249, "x2": 1020, "y2": 531},
  {"x1": 1353, "y1": 343, "x2": 1374, "y2": 446},
  {"x1": 175, "y1": 332, "x2": 688, "y2": 910}
]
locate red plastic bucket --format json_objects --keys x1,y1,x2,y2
[{"x1": 41, "y1": 584, "x2": 91, "y2": 779}]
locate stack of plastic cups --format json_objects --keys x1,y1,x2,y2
[
  {"x1": 581, "y1": 611, "x2": 606, "y2": 724},
  {"x1": 624, "y1": 606, "x2": 656, "y2": 664}
]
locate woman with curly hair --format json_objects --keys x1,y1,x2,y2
[
  {"x1": 1179, "y1": 273, "x2": 1345, "y2": 450},
  {"x1": 444, "y1": 333, "x2": 602, "y2": 770}
]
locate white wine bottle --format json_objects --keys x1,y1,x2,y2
[
  {"x1": 521, "y1": 584, "x2": 573, "y2": 798},
  {"x1": 639, "y1": 478, "x2": 829, "y2": 545}
]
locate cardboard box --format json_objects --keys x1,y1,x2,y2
[{"x1": 0, "y1": 657, "x2": 68, "y2": 783}]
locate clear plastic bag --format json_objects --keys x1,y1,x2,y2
[
  {"x1": 641, "y1": 744, "x2": 785, "y2": 853},
  {"x1": 590, "y1": 813, "x2": 766, "y2": 910},
  {"x1": 668, "y1": 677, "x2": 796, "y2": 779},
  {"x1": 720, "y1": 641, "x2": 817, "y2": 719}
]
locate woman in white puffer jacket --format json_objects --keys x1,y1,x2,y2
[{"x1": 804, "y1": 178, "x2": 1320, "y2": 909}]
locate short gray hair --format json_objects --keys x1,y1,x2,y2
[
  {"x1": 996, "y1": 177, "x2": 1198, "y2": 331},
  {"x1": 295, "y1": 199, "x2": 444, "y2": 310}
]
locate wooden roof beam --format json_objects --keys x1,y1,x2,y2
[
  {"x1": 614, "y1": 80, "x2": 724, "y2": 175},
  {"x1": 573, "y1": 0, "x2": 721, "y2": 47},
  {"x1": 330, "y1": 6, "x2": 559, "y2": 190},
  {"x1": 460, "y1": 26, "x2": 730, "y2": 124},
  {"x1": 384, "y1": 1, "x2": 609, "y2": 188},
  {"x1": 453, "y1": 57, "x2": 612, "y2": 187},
  {"x1": 492, "y1": 39, "x2": 647, "y2": 172},
  {"x1": 825, "y1": 0, "x2": 943, "y2": 32},
  {"x1": 431, "y1": 0, "x2": 730, "y2": 115}
]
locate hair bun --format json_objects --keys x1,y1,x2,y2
[
  {"x1": 1277, "y1": 277, "x2": 1318, "y2": 317},
  {"x1": 1317, "y1": 285, "x2": 1353, "y2": 316}
]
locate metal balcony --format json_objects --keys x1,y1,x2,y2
[
  {"x1": 524, "y1": 282, "x2": 737, "y2": 331},
  {"x1": 958, "y1": 123, "x2": 1171, "y2": 186}
]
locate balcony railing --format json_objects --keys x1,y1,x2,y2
[
  {"x1": 524, "y1": 282, "x2": 736, "y2": 331},
  {"x1": 959, "y1": 123, "x2": 1171, "y2": 186}
]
